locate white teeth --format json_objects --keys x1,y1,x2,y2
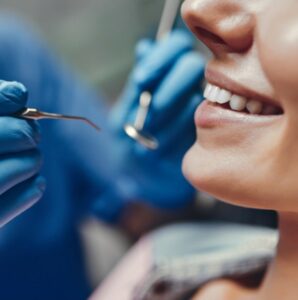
[
  {"x1": 230, "y1": 95, "x2": 247, "y2": 111},
  {"x1": 203, "y1": 83, "x2": 212, "y2": 99},
  {"x1": 203, "y1": 82, "x2": 279, "y2": 115},
  {"x1": 209, "y1": 86, "x2": 220, "y2": 102},
  {"x1": 204, "y1": 83, "x2": 247, "y2": 108},
  {"x1": 217, "y1": 89, "x2": 232, "y2": 104},
  {"x1": 203, "y1": 83, "x2": 231, "y2": 104},
  {"x1": 246, "y1": 99, "x2": 263, "y2": 114}
]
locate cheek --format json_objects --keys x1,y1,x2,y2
[{"x1": 258, "y1": 2, "x2": 298, "y2": 101}]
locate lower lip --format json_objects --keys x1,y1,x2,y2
[{"x1": 195, "y1": 100, "x2": 280, "y2": 128}]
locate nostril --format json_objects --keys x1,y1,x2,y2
[
  {"x1": 182, "y1": 0, "x2": 255, "y2": 54},
  {"x1": 195, "y1": 27, "x2": 226, "y2": 46}
]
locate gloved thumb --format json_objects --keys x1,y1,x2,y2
[
  {"x1": 0, "y1": 80, "x2": 28, "y2": 116},
  {"x1": 135, "y1": 39, "x2": 154, "y2": 62}
]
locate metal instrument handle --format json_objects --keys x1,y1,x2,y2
[
  {"x1": 133, "y1": 0, "x2": 181, "y2": 130},
  {"x1": 17, "y1": 108, "x2": 100, "y2": 131},
  {"x1": 156, "y1": 0, "x2": 181, "y2": 41},
  {"x1": 134, "y1": 92, "x2": 152, "y2": 130}
]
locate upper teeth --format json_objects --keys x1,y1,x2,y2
[{"x1": 204, "y1": 83, "x2": 266, "y2": 114}]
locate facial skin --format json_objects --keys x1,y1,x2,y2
[{"x1": 181, "y1": 0, "x2": 298, "y2": 212}]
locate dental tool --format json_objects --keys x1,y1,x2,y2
[
  {"x1": 16, "y1": 107, "x2": 100, "y2": 131},
  {"x1": 124, "y1": 0, "x2": 181, "y2": 150}
]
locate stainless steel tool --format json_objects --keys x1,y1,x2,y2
[
  {"x1": 124, "y1": 0, "x2": 181, "y2": 150},
  {"x1": 16, "y1": 107, "x2": 100, "y2": 131}
]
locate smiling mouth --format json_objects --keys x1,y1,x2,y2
[{"x1": 203, "y1": 82, "x2": 283, "y2": 116}]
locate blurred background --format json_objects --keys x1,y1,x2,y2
[
  {"x1": 0, "y1": 0, "x2": 192, "y2": 287},
  {"x1": 0, "y1": 0, "x2": 212, "y2": 288},
  {"x1": 0, "y1": 1, "x2": 276, "y2": 294},
  {"x1": 0, "y1": 0, "x2": 165, "y2": 99}
]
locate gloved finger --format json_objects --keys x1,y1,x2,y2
[
  {"x1": 110, "y1": 31, "x2": 194, "y2": 131},
  {"x1": 134, "y1": 94, "x2": 200, "y2": 157},
  {"x1": 109, "y1": 39, "x2": 155, "y2": 131},
  {"x1": 135, "y1": 39, "x2": 154, "y2": 62},
  {"x1": 109, "y1": 75, "x2": 140, "y2": 131},
  {"x1": 0, "y1": 150, "x2": 42, "y2": 196},
  {"x1": 0, "y1": 81, "x2": 28, "y2": 115},
  {"x1": 133, "y1": 29, "x2": 194, "y2": 90},
  {"x1": 145, "y1": 52, "x2": 205, "y2": 132},
  {"x1": 0, "y1": 117, "x2": 40, "y2": 154},
  {"x1": 0, "y1": 175, "x2": 46, "y2": 227},
  {"x1": 110, "y1": 31, "x2": 195, "y2": 132},
  {"x1": 156, "y1": 94, "x2": 200, "y2": 155}
]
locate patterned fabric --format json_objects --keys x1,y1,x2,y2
[{"x1": 91, "y1": 223, "x2": 277, "y2": 300}]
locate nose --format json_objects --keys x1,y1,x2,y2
[{"x1": 182, "y1": 0, "x2": 254, "y2": 55}]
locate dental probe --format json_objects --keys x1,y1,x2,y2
[
  {"x1": 16, "y1": 107, "x2": 100, "y2": 132},
  {"x1": 124, "y1": 0, "x2": 181, "y2": 150}
]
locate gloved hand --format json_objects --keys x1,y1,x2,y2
[
  {"x1": 94, "y1": 30, "x2": 205, "y2": 221},
  {"x1": 0, "y1": 80, "x2": 45, "y2": 227}
]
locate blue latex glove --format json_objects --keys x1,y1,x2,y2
[
  {"x1": 95, "y1": 30, "x2": 205, "y2": 219},
  {"x1": 0, "y1": 80, "x2": 45, "y2": 227}
]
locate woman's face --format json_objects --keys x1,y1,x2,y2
[{"x1": 182, "y1": 0, "x2": 298, "y2": 211}]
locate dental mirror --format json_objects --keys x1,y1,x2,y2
[{"x1": 124, "y1": 0, "x2": 181, "y2": 150}]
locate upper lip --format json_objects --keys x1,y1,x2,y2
[{"x1": 205, "y1": 68, "x2": 282, "y2": 110}]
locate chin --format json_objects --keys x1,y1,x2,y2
[
  {"x1": 182, "y1": 141, "x2": 280, "y2": 211},
  {"x1": 182, "y1": 142, "x2": 230, "y2": 200},
  {"x1": 183, "y1": 143, "x2": 216, "y2": 194}
]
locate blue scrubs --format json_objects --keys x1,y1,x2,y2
[{"x1": 0, "y1": 17, "x2": 124, "y2": 299}]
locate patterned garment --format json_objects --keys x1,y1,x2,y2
[{"x1": 91, "y1": 223, "x2": 277, "y2": 300}]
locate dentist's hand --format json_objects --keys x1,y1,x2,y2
[
  {"x1": 94, "y1": 30, "x2": 205, "y2": 221},
  {"x1": 0, "y1": 81, "x2": 45, "y2": 227}
]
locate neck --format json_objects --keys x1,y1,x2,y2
[{"x1": 258, "y1": 212, "x2": 298, "y2": 300}]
